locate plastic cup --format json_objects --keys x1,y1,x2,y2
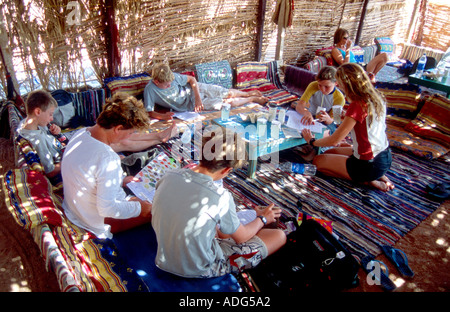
[
  {"x1": 332, "y1": 105, "x2": 343, "y2": 124},
  {"x1": 221, "y1": 103, "x2": 231, "y2": 121},
  {"x1": 278, "y1": 108, "x2": 286, "y2": 124},
  {"x1": 271, "y1": 120, "x2": 281, "y2": 139},
  {"x1": 257, "y1": 117, "x2": 267, "y2": 139}
]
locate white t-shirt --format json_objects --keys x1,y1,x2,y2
[
  {"x1": 151, "y1": 168, "x2": 241, "y2": 277},
  {"x1": 61, "y1": 128, "x2": 141, "y2": 238}
]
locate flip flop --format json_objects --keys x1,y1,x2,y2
[
  {"x1": 361, "y1": 256, "x2": 396, "y2": 292},
  {"x1": 426, "y1": 182, "x2": 450, "y2": 200},
  {"x1": 381, "y1": 246, "x2": 415, "y2": 278}
]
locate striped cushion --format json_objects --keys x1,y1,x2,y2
[
  {"x1": 305, "y1": 56, "x2": 327, "y2": 73},
  {"x1": 236, "y1": 62, "x2": 269, "y2": 89},
  {"x1": 387, "y1": 125, "x2": 449, "y2": 159},
  {"x1": 53, "y1": 223, "x2": 148, "y2": 292},
  {"x1": 361, "y1": 45, "x2": 377, "y2": 64},
  {"x1": 104, "y1": 73, "x2": 151, "y2": 97},
  {"x1": 3, "y1": 168, "x2": 64, "y2": 231},
  {"x1": 405, "y1": 94, "x2": 450, "y2": 148},
  {"x1": 236, "y1": 62, "x2": 298, "y2": 105},
  {"x1": 377, "y1": 89, "x2": 421, "y2": 127}
]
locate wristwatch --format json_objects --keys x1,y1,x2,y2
[
  {"x1": 258, "y1": 215, "x2": 267, "y2": 225},
  {"x1": 309, "y1": 138, "x2": 316, "y2": 146}
]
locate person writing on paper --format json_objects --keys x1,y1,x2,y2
[
  {"x1": 61, "y1": 93, "x2": 153, "y2": 239},
  {"x1": 144, "y1": 63, "x2": 269, "y2": 120},
  {"x1": 293, "y1": 66, "x2": 345, "y2": 134},
  {"x1": 331, "y1": 28, "x2": 388, "y2": 79},
  {"x1": 151, "y1": 127, "x2": 286, "y2": 277},
  {"x1": 301, "y1": 63, "x2": 394, "y2": 192}
]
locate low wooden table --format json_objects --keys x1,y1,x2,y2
[
  {"x1": 408, "y1": 73, "x2": 450, "y2": 98},
  {"x1": 212, "y1": 114, "x2": 324, "y2": 179}
]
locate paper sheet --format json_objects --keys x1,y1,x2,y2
[
  {"x1": 237, "y1": 209, "x2": 257, "y2": 225},
  {"x1": 173, "y1": 111, "x2": 201, "y2": 121},
  {"x1": 126, "y1": 152, "x2": 179, "y2": 202},
  {"x1": 285, "y1": 110, "x2": 326, "y2": 133}
]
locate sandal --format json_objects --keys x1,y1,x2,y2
[
  {"x1": 381, "y1": 245, "x2": 415, "y2": 278},
  {"x1": 426, "y1": 182, "x2": 450, "y2": 200},
  {"x1": 361, "y1": 256, "x2": 396, "y2": 291}
]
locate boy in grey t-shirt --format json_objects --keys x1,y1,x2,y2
[
  {"x1": 151, "y1": 127, "x2": 286, "y2": 278},
  {"x1": 17, "y1": 90, "x2": 64, "y2": 180}
]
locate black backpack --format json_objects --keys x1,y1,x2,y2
[{"x1": 244, "y1": 213, "x2": 360, "y2": 292}]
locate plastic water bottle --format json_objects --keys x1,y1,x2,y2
[
  {"x1": 279, "y1": 162, "x2": 317, "y2": 175},
  {"x1": 416, "y1": 53, "x2": 427, "y2": 77}
]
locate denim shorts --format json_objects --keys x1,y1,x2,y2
[{"x1": 346, "y1": 148, "x2": 392, "y2": 183}]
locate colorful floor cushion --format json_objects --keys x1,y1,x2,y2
[
  {"x1": 236, "y1": 61, "x2": 298, "y2": 105},
  {"x1": 104, "y1": 73, "x2": 151, "y2": 98},
  {"x1": 3, "y1": 168, "x2": 64, "y2": 231},
  {"x1": 195, "y1": 60, "x2": 233, "y2": 89},
  {"x1": 387, "y1": 125, "x2": 449, "y2": 160},
  {"x1": 376, "y1": 84, "x2": 422, "y2": 127},
  {"x1": 2, "y1": 167, "x2": 149, "y2": 292},
  {"x1": 405, "y1": 94, "x2": 450, "y2": 149}
]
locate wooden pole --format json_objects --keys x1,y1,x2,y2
[
  {"x1": 406, "y1": 0, "x2": 421, "y2": 44},
  {"x1": 255, "y1": 0, "x2": 267, "y2": 62},
  {"x1": 103, "y1": 0, "x2": 120, "y2": 77},
  {"x1": 355, "y1": 0, "x2": 369, "y2": 46}
]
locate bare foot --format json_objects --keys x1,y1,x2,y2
[
  {"x1": 252, "y1": 96, "x2": 269, "y2": 105},
  {"x1": 248, "y1": 90, "x2": 263, "y2": 97},
  {"x1": 379, "y1": 175, "x2": 395, "y2": 190},
  {"x1": 367, "y1": 176, "x2": 394, "y2": 192}
]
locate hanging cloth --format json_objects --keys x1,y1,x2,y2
[{"x1": 272, "y1": 0, "x2": 294, "y2": 28}]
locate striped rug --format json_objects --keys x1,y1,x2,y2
[
  {"x1": 223, "y1": 149, "x2": 449, "y2": 260},
  {"x1": 157, "y1": 139, "x2": 449, "y2": 261}
]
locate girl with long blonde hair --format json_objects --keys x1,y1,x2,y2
[{"x1": 302, "y1": 63, "x2": 394, "y2": 191}]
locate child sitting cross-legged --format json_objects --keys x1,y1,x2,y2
[{"x1": 151, "y1": 127, "x2": 286, "y2": 278}]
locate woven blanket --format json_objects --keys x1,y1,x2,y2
[{"x1": 222, "y1": 149, "x2": 449, "y2": 260}]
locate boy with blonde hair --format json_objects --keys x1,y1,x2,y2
[{"x1": 144, "y1": 63, "x2": 268, "y2": 120}]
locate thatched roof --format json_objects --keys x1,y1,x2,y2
[{"x1": 0, "y1": 0, "x2": 449, "y2": 97}]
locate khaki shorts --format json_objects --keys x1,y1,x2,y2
[
  {"x1": 205, "y1": 236, "x2": 268, "y2": 277},
  {"x1": 198, "y1": 82, "x2": 230, "y2": 111}
]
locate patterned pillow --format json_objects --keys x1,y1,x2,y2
[
  {"x1": 375, "y1": 37, "x2": 395, "y2": 59},
  {"x1": 3, "y1": 168, "x2": 64, "y2": 231},
  {"x1": 352, "y1": 45, "x2": 365, "y2": 64},
  {"x1": 405, "y1": 94, "x2": 450, "y2": 148},
  {"x1": 104, "y1": 73, "x2": 151, "y2": 97},
  {"x1": 316, "y1": 46, "x2": 335, "y2": 66},
  {"x1": 195, "y1": 61, "x2": 233, "y2": 89},
  {"x1": 235, "y1": 62, "x2": 269, "y2": 89}
]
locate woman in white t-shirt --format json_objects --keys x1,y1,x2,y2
[{"x1": 302, "y1": 63, "x2": 394, "y2": 192}]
